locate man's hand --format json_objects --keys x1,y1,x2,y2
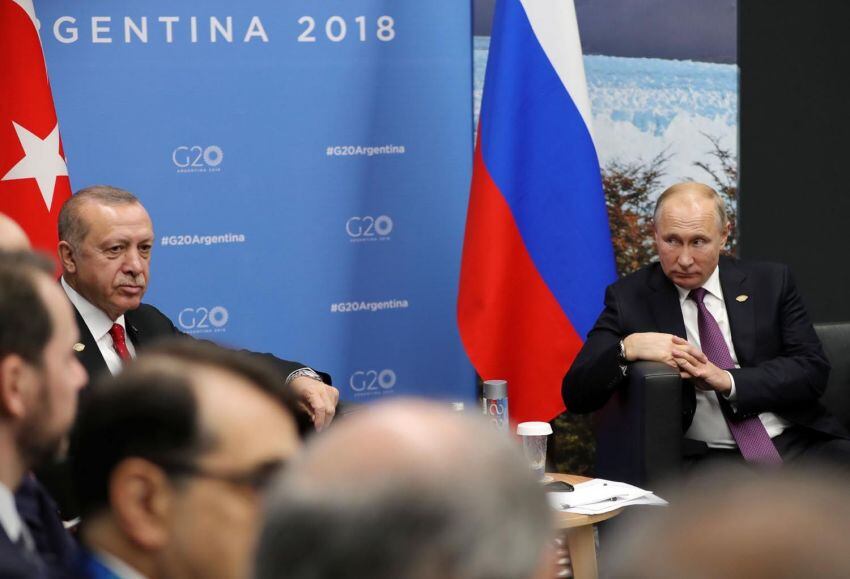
[
  {"x1": 671, "y1": 347, "x2": 732, "y2": 394},
  {"x1": 622, "y1": 333, "x2": 695, "y2": 369},
  {"x1": 289, "y1": 377, "x2": 340, "y2": 431}
]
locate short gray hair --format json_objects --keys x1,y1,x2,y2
[
  {"x1": 653, "y1": 181, "x2": 728, "y2": 228},
  {"x1": 255, "y1": 403, "x2": 553, "y2": 579},
  {"x1": 58, "y1": 185, "x2": 140, "y2": 248}
]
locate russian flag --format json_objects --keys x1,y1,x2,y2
[{"x1": 458, "y1": 0, "x2": 615, "y2": 424}]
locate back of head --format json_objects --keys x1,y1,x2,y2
[
  {"x1": 256, "y1": 400, "x2": 553, "y2": 579},
  {"x1": 608, "y1": 466, "x2": 850, "y2": 579},
  {"x1": 0, "y1": 213, "x2": 30, "y2": 251}
]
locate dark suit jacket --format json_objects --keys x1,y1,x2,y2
[
  {"x1": 14, "y1": 475, "x2": 77, "y2": 578},
  {"x1": 0, "y1": 515, "x2": 46, "y2": 579},
  {"x1": 562, "y1": 256, "x2": 847, "y2": 438}
]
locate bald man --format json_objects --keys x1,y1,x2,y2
[
  {"x1": 0, "y1": 213, "x2": 30, "y2": 250},
  {"x1": 563, "y1": 182, "x2": 849, "y2": 468},
  {"x1": 256, "y1": 400, "x2": 555, "y2": 579}
]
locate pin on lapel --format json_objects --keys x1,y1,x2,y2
[
  {"x1": 736, "y1": 294, "x2": 749, "y2": 302},
  {"x1": 73, "y1": 343, "x2": 85, "y2": 352}
]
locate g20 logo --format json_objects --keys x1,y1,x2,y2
[
  {"x1": 349, "y1": 369, "x2": 396, "y2": 393},
  {"x1": 346, "y1": 215, "x2": 393, "y2": 238},
  {"x1": 172, "y1": 145, "x2": 224, "y2": 169},
  {"x1": 178, "y1": 306, "x2": 229, "y2": 331}
]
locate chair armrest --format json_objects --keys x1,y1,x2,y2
[{"x1": 592, "y1": 362, "x2": 683, "y2": 488}]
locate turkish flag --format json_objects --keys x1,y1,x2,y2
[{"x1": 0, "y1": 0, "x2": 71, "y2": 259}]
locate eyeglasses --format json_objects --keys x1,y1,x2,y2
[{"x1": 157, "y1": 457, "x2": 287, "y2": 492}]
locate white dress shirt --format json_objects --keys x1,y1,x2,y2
[
  {"x1": 677, "y1": 266, "x2": 790, "y2": 448},
  {"x1": 94, "y1": 549, "x2": 149, "y2": 579},
  {"x1": 0, "y1": 482, "x2": 25, "y2": 545},
  {"x1": 61, "y1": 277, "x2": 137, "y2": 375}
]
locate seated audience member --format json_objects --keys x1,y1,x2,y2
[
  {"x1": 563, "y1": 182, "x2": 849, "y2": 467},
  {"x1": 56, "y1": 185, "x2": 338, "y2": 431},
  {"x1": 0, "y1": 251, "x2": 88, "y2": 577},
  {"x1": 255, "y1": 400, "x2": 555, "y2": 579},
  {"x1": 70, "y1": 339, "x2": 299, "y2": 579},
  {"x1": 607, "y1": 466, "x2": 850, "y2": 578}
]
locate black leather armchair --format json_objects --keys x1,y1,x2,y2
[{"x1": 592, "y1": 322, "x2": 850, "y2": 488}]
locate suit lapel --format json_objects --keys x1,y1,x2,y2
[
  {"x1": 719, "y1": 257, "x2": 756, "y2": 365},
  {"x1": 125, "y1": 309, "x2": 145, "y2": 351},
  {"x1": 72, "y1": 308, "x2": 109, "y2": 377},
  {"x1": 647, "y1": 264, "x2": 688, "y2": 338}
]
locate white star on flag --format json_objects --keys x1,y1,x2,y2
[{"x1": 1, "y1": 121, "x2": 68, "y2": 211}]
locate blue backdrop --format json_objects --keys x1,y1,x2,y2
[{"x1": 39, "y1": 1, "x2": 475, "y2": 403}]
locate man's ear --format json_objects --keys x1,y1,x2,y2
[
  {"x1": 0, "y1": 355, "x2": 32, "y2": 419},
  {"x1": 58, "y1": 241, "x2": 76, "y2": 275},
  {"x1": 721, "y1": 220, "x2": 732, "y2": 246},
  {"x1": 109, "y1": 458, "x2": 174, "y2": 551}
]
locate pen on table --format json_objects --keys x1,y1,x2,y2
[{"x1": 560, "y1": 496, "x2": 625, "y2": 510}]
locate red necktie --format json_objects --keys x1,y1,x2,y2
[
  {"x1": 689, "y1": 288, "x2": 782, "y2": 465},
  {"x1": 109, "y1": 323, "x2": 131, "y2": 361}
]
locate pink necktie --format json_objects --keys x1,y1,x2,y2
[
  {"x1": 689, "y1": 287, "x2": 782, "y2": 465},
  {"x1": 109, "y1": 323, "x2": 131, "y2": 362}
]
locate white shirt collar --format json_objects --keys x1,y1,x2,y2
[
  {"x1": 61, "y1": 277, "x2": 128, "y2": 340},
  {"x1": 0, "y1": 482, "x2": 24, "y2": 543},
  {"x1": 94, "y1": 549, "x2": 150, "y2": 579},
  {"x1": 675, "y1": 265, "x2": 723, "y2": 304}
]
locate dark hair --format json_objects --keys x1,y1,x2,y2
[
  {"x1": 71, "y1": 338, "x2": 297, "y2": 518},
  {"x1": 58, "y1": 185, "x2": 140, "y2": 248},
  {"x1": 0, "y1": 251, "x2": 55, "y2": 365}
]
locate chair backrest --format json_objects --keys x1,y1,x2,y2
[{"x1": 814, "y1": 322, "x2": 850, "y2": 431}]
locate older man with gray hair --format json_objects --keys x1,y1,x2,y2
[{"x1": 255, "y1": 400, "x2": 555, "y2": 579}]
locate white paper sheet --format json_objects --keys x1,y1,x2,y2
[{"x1": 547, "y1": 478, "x2": 667, "y2": 514}]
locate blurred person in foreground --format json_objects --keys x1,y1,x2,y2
[
  {"x1": 0, "y1": 213, "x2": 31, "y2": 251},
  {"x1": 607, "y1": 466, "x2": 850, "y2": 578},
  {"x1": 70, "y1": 339, "x2": 299, "y2": 579},
  {"x1": 255, "y1": 400, "x2": 555, "y2": 579},
  {"x1": 0, "y1": 251, "x2": 87, "y2": 577},
  {"x1": 563, "y1": 181, "x2": 849, "y2": 468}
]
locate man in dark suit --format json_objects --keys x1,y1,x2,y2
[
  {"x1": 562, "y1": 182, "x2": 849, "y2": 466},
  {"x1": 0, "y1": 251, "x2": 88, "y2": 577},
  {"x1": 56, "y1": 185, "x2": 338, "y2": 430}
]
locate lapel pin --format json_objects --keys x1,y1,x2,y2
[
  {"x1": 73, "y1": 343, "x2": 85, "y2": 352},
  {"x1": 736, "y1": 294, "x2": 749, "y2": 302}
]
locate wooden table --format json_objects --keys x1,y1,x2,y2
[{"x1": 548, "y1": 473, "x2": 623, "y2": 579}]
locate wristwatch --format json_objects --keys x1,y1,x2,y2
[
  {"x1": 286, "y1": 367, "x2": 324, "y2": 385},
  {"x1": 617, "y1": 339, "x2": 629, "y2": 376}
]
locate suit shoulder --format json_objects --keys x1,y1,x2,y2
[
  {"x1": 606, "y1": 262, "x2": 662, "y2": 294},
  {"x1": 722, "y1": 256, "x2": 792, "y2": 279},
  {"x1": 126, "y1": 303, "x2": 180, "y2": 336},
  {"x1": 134, "y1": 302, "x2": 171, "y2": 319}
]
